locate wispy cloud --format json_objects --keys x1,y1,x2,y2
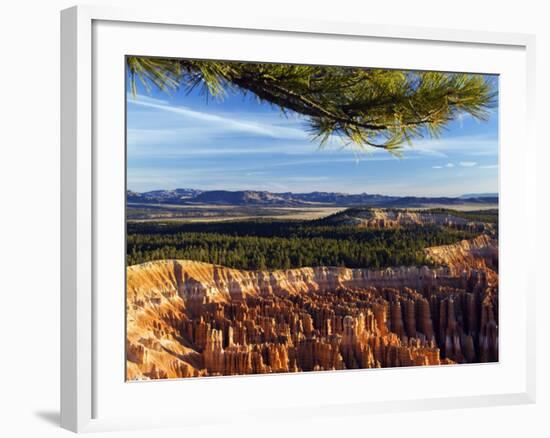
[
  {"x1": 480, "y1": 164, "x2": 499, "y2": 169},
  {"x1": 433, "y1": 161, "x2": 481, "y2": 169},
  {"x1": 126, "y1": 93, "x2": 170, "y2": 106},
  {"x1": 240, "y1": 154, "x2": 406, "y2": 175},
  {"x1": 128, "y1": 94, "x2": 306, "y2": 140},
  {"x1": 432, "y1": 163, "x2": 455, "y2": 169},
  {"x1": 409, "y1": 134, "x2": 498, "y2": 158}
]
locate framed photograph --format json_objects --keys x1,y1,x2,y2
[{"x1": 61, "y1": 5, "x2": 536, "y2": 432}]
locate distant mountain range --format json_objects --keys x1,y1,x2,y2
[
  {"x1": 458, "y1": 193, "x2": 498, "y2": 199},
  {"x1": 127, "y1": 189, "x2": 498, "y2": 208}
]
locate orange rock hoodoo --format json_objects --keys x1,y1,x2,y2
[{"x1": 126, "y1": 236, "x2": 498, "y2": 380}]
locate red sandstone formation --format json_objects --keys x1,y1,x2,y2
[
  {"x1": 126, "y1": 235, "x2": 498, "y2": 380},
  {"x1": 424, "y1": 234, "x2": 498, "y2": 275},
  {"x1": 326, "y1": 209, "x2": 494, "y2": 232}
]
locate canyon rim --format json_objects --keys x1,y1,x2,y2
[{"x1": 125, "y1": 57, "x2": 499, "y2": 380}]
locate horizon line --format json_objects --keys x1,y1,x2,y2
[{"x1": 127, "y1": 187, "x2": 499, "y2": 198}]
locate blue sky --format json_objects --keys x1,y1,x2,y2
[{"x1": 127, "y1": 72, "x2": 498, "y2": 197}]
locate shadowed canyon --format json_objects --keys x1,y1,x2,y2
[{"x1": 126, "y1": 210, "x2": 498, "y2": 380}]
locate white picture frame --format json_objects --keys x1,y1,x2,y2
[{"x1": 60, "y1": 4, "x2": 537, "y2": 433}]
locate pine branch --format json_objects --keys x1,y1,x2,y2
[{"x1": 126, "y1": 57, "x2": 496, "y2": 152}]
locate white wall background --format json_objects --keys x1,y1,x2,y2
[{"x1": 0, "y1": 1, "x2": 546, "y2": 437}]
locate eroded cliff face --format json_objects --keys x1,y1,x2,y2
[
  {"x1": 424, "y1": 234, "x2": 498, "y2": 275},
  {"x1": 326, "y1": 209, "x2": 493, "y2": 231},
  {"x1": 126, "y1": 235, "x2": 498, "y2": 380}
]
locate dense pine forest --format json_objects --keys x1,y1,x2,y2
[{"x1": 127, "y1": 219, "x2": 477, "y2": 270}]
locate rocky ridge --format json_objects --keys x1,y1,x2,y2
[{"x1": 323, "y1": 208, "x2": 494, "y2": 231}]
